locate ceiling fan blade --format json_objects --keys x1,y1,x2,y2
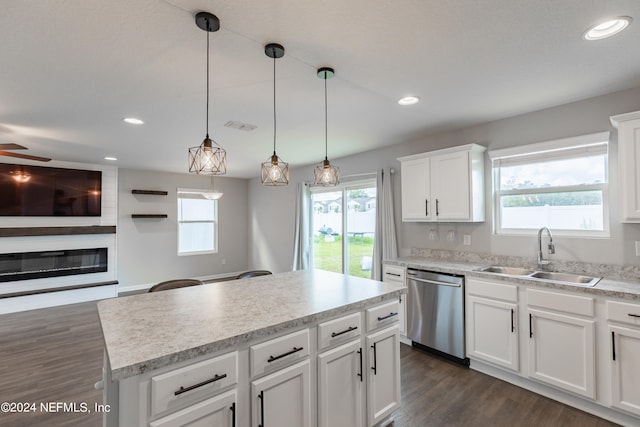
[
  {"x1": 0, "y1": 151, "x2": 51, "y2": 162},
  {"x1": 0, "y1": 143, "x2": 27, "y2": 150}
]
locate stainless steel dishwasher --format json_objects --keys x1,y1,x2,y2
[{"x1": 407, "y1": 268, "x2": 468, "y2": 364}]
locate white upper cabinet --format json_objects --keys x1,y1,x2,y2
[
  {"x1": 611, "y1": 111, "x2": 640, "y2": 222},
  {"x1": 398, "y1": 144, "x2": 486, "y2": 222}
]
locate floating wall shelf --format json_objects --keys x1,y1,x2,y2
[
  {"x1": 131, "y1": 214, "x2": 168, "y2": 219},
  {"x1": 132, "y1": 190, "x2": 168, "y2": 196}
]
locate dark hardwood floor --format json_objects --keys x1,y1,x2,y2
[{"x1": 0, "y1": 301, "x2": 620, "y2": 427}]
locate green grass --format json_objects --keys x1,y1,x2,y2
[{"x1": 313, "y1": 235, "x2": 374, "y2": 279}]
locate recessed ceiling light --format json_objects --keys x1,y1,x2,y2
[
  {"x1": 584, "y1": 17, "x2": 632, "y2": 40},
  {"x1": 398, "y1": 96, "x2": 420, "y2": 106},
  {"x1": 104, "y1": 156, "x2": 118, "y2": 161},
  {"x1": 123, "y1": 117, "x2": 144, "y2": 125}
]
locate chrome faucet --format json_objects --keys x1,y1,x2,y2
[{"x1": 537, "y1": 227, "x2": 555, "y2": 270}]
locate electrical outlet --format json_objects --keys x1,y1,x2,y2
[
  {"x1": 222, "y1": 258, "x2": 227, "y2": 265},
  {"x1": 463, "y1": 235, "x2": 471, "y2": 246}
]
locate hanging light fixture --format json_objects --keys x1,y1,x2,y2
[
  {"x1": 203, "y1": 175, "x2": 223, "y2": 200},
  {"x1": 261, "y1": 43, "x2": 289, "y2": 186},
  {"x1": 314, "y1": 67, "x2": 340, "y2": 186},
  {"x1": 188, "y1": 12, "x2": 227, "y2": 175}
]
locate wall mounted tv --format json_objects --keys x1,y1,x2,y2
[{"x1": 0, "y1": 163, "x2": 102, "y2": 216}]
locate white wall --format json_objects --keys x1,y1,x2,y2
[
  {"x1": 248, "y1": 86, "x2": 640, "y2": 273},
  {"x1": 117, "y1": 169, "x2": 249, "y2": 288}
]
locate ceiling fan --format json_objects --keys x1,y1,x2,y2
[{"x1": 0, "y1": 143, "x2": 51, "y2": 162}]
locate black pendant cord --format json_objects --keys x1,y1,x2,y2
[
  {"x1": 272, "y1": 48, "x2": 277, "y2": 155},
  {"x1": 205, "y1": 25, "x2": 210, "y2": 138},
  {"x1": 324, "y1": 73, "x2": 328, "y2": 161}
]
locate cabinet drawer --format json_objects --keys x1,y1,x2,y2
[
  {"x1": 383, "y1": 265, "x2": 406, "y2": 283},
  {"x1": 151, "y1": 351, "x2": 237, "y2": 416},
  {"x1": 467, "y1": 278, "x2": 518, "y2": 302},
  {"x1": 318, "y1": 312, "x2": 362, "y2": 351},
  {"x1": 526, "y1": 288, "x2": 594, "y2": 317},
  {"x1": 250, "y1": 329, "x2": 310, "y2": 378},
  {"x1": 607, "y1": 300, "x2": 640, "y2": 326},
  {"x1": 366, "y1": 300, "x2": 400, "y2": 332}
]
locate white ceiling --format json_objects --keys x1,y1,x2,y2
[{"x1": 1, "y1": 0, "x2": 639, "y2": 178}]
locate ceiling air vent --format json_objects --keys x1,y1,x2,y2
[{"x1": 224, "y1": 121, "x2": 257, "y2": 132}]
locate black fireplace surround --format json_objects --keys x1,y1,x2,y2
[{"x1": 0, "y1": 248, "x2": 107, "y2": 283}]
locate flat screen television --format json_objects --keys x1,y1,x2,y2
[{"x1": 0, "y1": 163, "x2": 102, "y2": 216}]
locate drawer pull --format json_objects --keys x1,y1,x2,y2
[
  {"x1": 331, "y1": 326, "x2": 358, "y2": 337},
  {"x1": 174, "y1": 373, "x2": 227, "y2": 396},
  {"x1": 612, "y1": 331, "x2": 616, "y2": 361},
  {"x1": 267, "y1": 346, "x2": 303, "y2": 363},
  {"x1": 378, "y1": 312, "x2": 398, "y2": 321},
  {"x1": 628, "y1": 313, "x2": 640, "y2": 318},
  {"x1": 386, "y1": 272, "x2": 402, "y2": 277}
]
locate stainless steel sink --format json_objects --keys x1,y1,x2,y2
[
  {"x1": 529, "y1": 271, "x2": 601, "y2": 287},
  {"x1": 476, "y1": 265, "x2": 601, "y2": 287},
  {"x1": 479, "y1": 266, "x2": 535, "y2": 276}
]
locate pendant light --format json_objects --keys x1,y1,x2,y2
[
  {"x1": 188, "y1": 12, "x2": 227, "y2": 175},
  {"x1": 203, "y1": 175, "x2": 223, "y2": 200},
  {"x1": 313, "y1": 67, "x2": 340, "y2": 186},
  {"x1": 261, "y1": 43, "x2": 289, "y2": 186}
]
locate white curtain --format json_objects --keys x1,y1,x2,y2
[
  {"x1": 371, "y1": 168, "x2": 398, "y2": 280},
  {"x1": 292, "y1": 182, "x2": 311, "y2": 270}
]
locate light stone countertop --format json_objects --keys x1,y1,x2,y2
[
  {"x1": 97, "y1": 269, "x2": 406, "y2": 380},
  {"x1": 385, "y1": 256, "x2": 640, "y2": 300}
]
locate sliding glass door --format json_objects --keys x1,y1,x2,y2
[{"x1": 311, "y1": 181, "x2": 376, "y2": 278}]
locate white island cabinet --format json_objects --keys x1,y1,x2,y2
[{"x1": 98, "y1": 270, "x2": 405, "y2": 427}]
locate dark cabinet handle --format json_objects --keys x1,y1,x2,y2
[
  {"x1": 267, "y1": 346, "x2": 303, "y2": 363},
  {"x1": 230, "y1": 402, "x2": 236, "y2": 427},
  {"x1": 378, "y1": 312, "x2": 398, "y2": 321},
  {"x1": 385, "y1": 272, "x2": 401, "y2": 277},
  {"x1": 529, "y1": 313, "x2": 533, "y2": 338},
  {"x1": 174, "y1": 373, "x2": 227, "y2": 396},
  {"x1": 436, "y1": 199, "x2": 439, "y2": 216},
  {"x1": 425, "y1": 199, "x2": 429, "y2": 216},
  {"x1": 511, "y1": 309, "x2": 515, "y2": 333},
  {"x1": 371, "y1": 343, "x2": 377, "y2": 375},
  {"x1": 357, "y1": 348, "x2": 363, "y2": 382},
  {"x1": 628, "y1": 313, "x2": 640, "y2": 318},
  {"x1": 331, "y1": 326, "x2": 358, "y2": 337},
  {"x1": 612, "y1": 331, "x2": 616, "y2": 361},
  {"x1": 258, "y1": 391, "x2": 264, "y2": 427}
]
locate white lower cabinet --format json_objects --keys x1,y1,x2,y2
[
  {"x1": 317, "y1": 340, "x2": 363, "y2": 427},
  {"x1": 366, "y1": 325, "x2": 401, "y2": 426},
  {"x1": 382, "y1": 264, "x2": 407, "y2": 337},
  {"x1": 527, "y1": 308, "x2": 596, "y2": 399},
  {"x1": 251, "y1": 360, "x2": 311, "y2": 427},
  {"x1": 467, "y1": 295, "x2": 519, "y2": 372},
  {"x1": 607, "y1": 299, "x2": 640, "y2": 416},
  {"x1": 149, "y1": 390, "x2": 237, "y2": 427}
]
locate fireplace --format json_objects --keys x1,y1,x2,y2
[{"x1": 0, "y1": 248, "x2": 108, "y2": 283}]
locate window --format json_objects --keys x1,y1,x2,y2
[
  {"x1": 177, "y1": 189, "x2": 218, "y2": 255},
  {"x1": 489, "y1": 132, "x2": 609, "y2": 237},
  {"x1": 310, "y1": 180, "x2": 376, "y2": 278}
]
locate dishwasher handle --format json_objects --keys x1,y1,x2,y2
[{"x1": 407, "y1": 275, "x2": 461, "y2": 287}]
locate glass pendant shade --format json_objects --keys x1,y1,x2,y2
[
  {"x1": 203, "y1": 175, "x2": 223, "y2": 200},
  {"x1": 261, "y1": 153, "x2": 289, "y2": 185},
  {"x1": 188, "y1": 135, "x2": 227, "y2": 175},
  {"x1": 314, "y1": 158, "x2": 340, "y2": 186}
]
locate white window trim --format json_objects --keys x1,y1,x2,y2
[
  {"x1": 177, "y1": 188, "x2": 219, "y2": 256},
  {"x1": 489, "y1": 132, "x2": 610, "y2": 238}
]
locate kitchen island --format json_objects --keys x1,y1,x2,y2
[{"x1": 98, "y1": 269, "x2": 405, "y2": 427}]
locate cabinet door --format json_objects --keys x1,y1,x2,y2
[
  {"x1": 610, "y1": 325, "x2": 640, "y2": 416},
  {"x1": 400, "y1": 157, "x2": 431, "y2": 221},
  {"x1": 251, "y1": 360, "x2": 311, "y2": 427},
  {"x1": 431, "y1": 151, "x2": 470, "y2": 220},
  {"x1": 149, "y1": 389, "x2": 236, "y2": 427},
  {"x1": 467, "y1": 296, "x2": 519, "y2": 372},
  {"x1": 527, "y1": 309, "x2": 595, "y2": 399},
  {"x1": 613, "y1": 114, "x2": 640, "y2": 221},
  {"x1": 381, "y1": 265, "x2": 407, "y2": 337},
  {"x1": 366, "y1": 325, "x2": 401, "y2": 426},
  {"x1": 318, "y1": 340, "x2": 364, "y2": 427}
]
